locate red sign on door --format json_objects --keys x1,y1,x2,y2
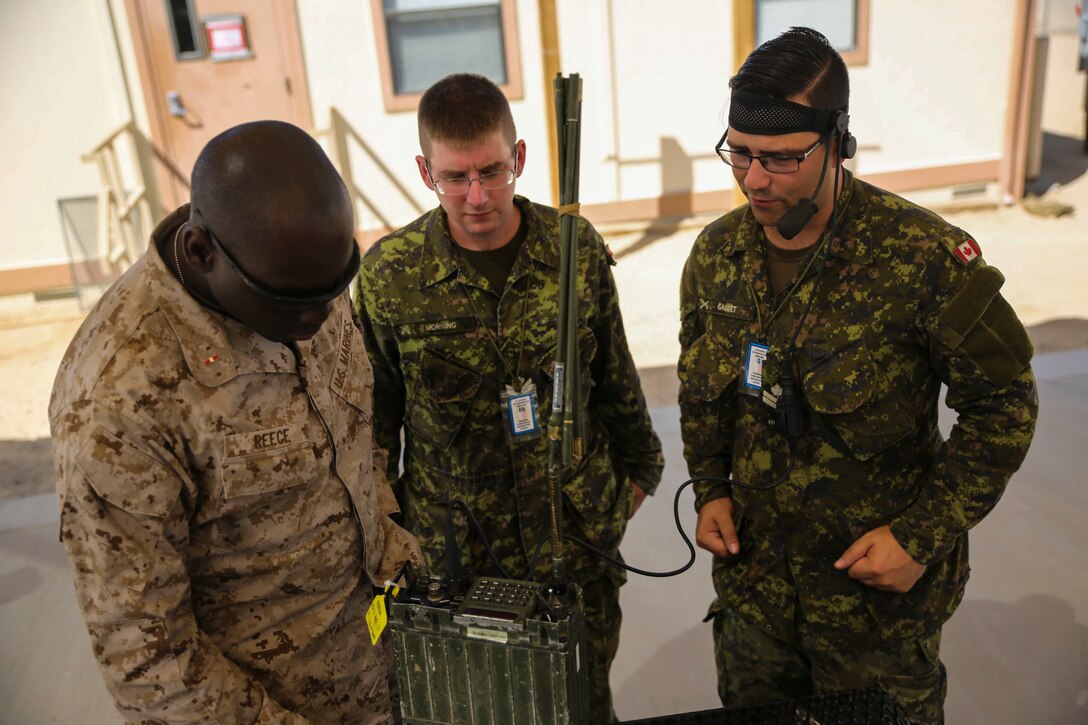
[{"x1": 203, "y1": 15, "x2": 252, "y2": 62}]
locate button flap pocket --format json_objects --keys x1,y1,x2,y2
[
  {"x1": 536, "y1": 325, "x2": 599, "y2": 377},
  {"x1": 802, "y1": 338, "x2": 915, "y2": 459},
  {"x1": 802, "y1": 339, "x2": 878, "y2": 415},
  {"x1": 678, "y1": 335, "x2": 739, "y2": 402},
  {"x1": 75, "y1": 427, "x2": 178, "y2": 518},
  {"x1": 419, "y1": 346, "x2": 483, "y2": 403},
  {"x1": 220, "y1": 428, "x2": 316, "y2": 500},
  {"x1": 407, "y1": 347, "x2": 483, "y2": 450}
]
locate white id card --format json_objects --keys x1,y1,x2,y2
[
  {"x1": 500, "y1": 379, "x2": 543, "y2": 442},
  {"x1": 743, "y1": 342, "x2": 769, "y2": 392}
]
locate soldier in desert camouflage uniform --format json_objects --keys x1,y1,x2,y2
[
  {"x1": 50, "y1": 121, "x2": 420, "y2": 724},
  {"x1": 354, "y1": 73, "x2": 663, "y2": 722},
  {"x1": 679, "y1": 28, "x2": 1038, "y2": 724}
]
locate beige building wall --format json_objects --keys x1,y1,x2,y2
[
  {"x1": 558, "y1": 0, "x2": 1019, "y2": 214},
  {"x1": 849, "y1": 3, "x2": 1015, "y2": 175},
  {"x1": 0, "y1": 0, "x2": 133, "y2": 285},
  {"x1": 0, "y1": 0, "x2": 1039, "y2": 288},
  {"x1": 556, "y1": 0, "x2": 736, "y2": 208},
  {"x1": 298, "y1": 0, "x2": 554, "y2": 235}
]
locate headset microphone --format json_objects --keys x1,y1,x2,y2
[
  {"x1": 776, "y1": 196, "x2": 820, "y2": 240},
  {"x1": 774, "y1": 110, "x2": 854, "y2": 240},
  {"x1": 776, "y1": 139, "x2": 830, "y2": 240},
  {"x1": 726, "y1": 94, "x2": 856, "y2": 239}
]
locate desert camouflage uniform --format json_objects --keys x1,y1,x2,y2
[
  {"x1": 355, "y1": 196, "x2": 664, "y2": 721},
  {"x1": 50, "y1": 205, "x2": 420, "y2": 724},
  {"x1": 678, "y1": 174, "x2": 1038, "y2": 722}
]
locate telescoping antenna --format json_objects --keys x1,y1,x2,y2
[{"x1": 546, "y1": 72, "x2": 584, "y2": 612}]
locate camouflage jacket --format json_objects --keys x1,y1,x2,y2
[
  {"x1": 49, "y1": 206, "x2": 419, "y2": 724},
  {"x1": 355, "y1": 196, "x2": 663, "y2": 583},
  {"x1": 678, "y1": 175, "x2": 1038, "y2": 647}
]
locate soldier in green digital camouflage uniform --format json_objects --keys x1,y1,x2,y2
[
  {"x1": 679, "y1": 28, "x2": 1038, "y2": 724},
  {"x1": 354, "y1": 73, "x2": 664, "y2": 722}
]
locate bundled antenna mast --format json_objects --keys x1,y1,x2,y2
[{"x1": 546, "y1": 73, "x2": 584, "y2": 608}]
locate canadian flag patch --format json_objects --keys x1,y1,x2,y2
[{"x1": 953, "y1": 238, "x2": 981, "y2": 265}]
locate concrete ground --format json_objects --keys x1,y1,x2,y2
[{"x1": 3, "y1": 36, "x2": 1087, "y2": 725}]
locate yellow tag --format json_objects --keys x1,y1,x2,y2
[{"x1": 366, "y1": 593, "x2": 388, "y2": 645}]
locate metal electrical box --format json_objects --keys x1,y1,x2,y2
[{"x1": 390, "y1": 576, "x2": 589, "y2": 725}]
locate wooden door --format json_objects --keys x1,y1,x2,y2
[{"x1": 126, "y1": 0, "x2": 313, "y2": 209}]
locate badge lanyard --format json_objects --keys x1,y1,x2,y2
[
  {"x1": 459, "y1": 275, "x2": 543, "y2": 442},
  {"x1": 740, "y1": 230, "x2": 832, "y2": 403}
]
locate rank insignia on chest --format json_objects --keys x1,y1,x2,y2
[{"x1": 762, "y1": 382, "x2": 783, "y2": 409}]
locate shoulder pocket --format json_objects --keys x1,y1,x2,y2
[
  {"x1": 678, "y1": 334, "x2": 739, "y2": 403},
  {"x1": 75, "y1": 428, "x2": 179, "y2": 518},
  {"x1": 406, "y1": 346, "x2": 483, "y2": 450},
  {"x1": 934, "y1": 265, "x2": 1032, "y2": 386},
  {"x1": 802, "y1": 339, "x2": 915, "y2": 460},
  {"x1": 70, "y1": 428, "x2": 178, "y2": 592}
]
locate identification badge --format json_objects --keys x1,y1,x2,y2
[
  {"x1": 741, "y1": 341, "x2": 770, "y2": 397},
  {"x1": 500, "y1": 378, "x2": 542, "y2": 442},
  {"x1": 365, "y1": 592, "x2": 389, "y2": 645}
]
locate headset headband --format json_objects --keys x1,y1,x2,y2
[{"x1": 729, "y1": 91, "x2": 845, "y2": 136}]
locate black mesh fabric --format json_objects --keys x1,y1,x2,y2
[{"x1": 729, "y1": 91, "x2": 838, "y2": 135}]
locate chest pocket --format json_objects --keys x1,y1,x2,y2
[
  {"x1": 220, "y1": 427, "x2": 317, "y2": 499},
  {"x1": 207, "y1": 428, "x2": 320, "y2": 551},
  {"x1": 801, "y1": 338, "x2": 916, "y2": 460},
  {"x1": 406, "y1": 346, "x2": 483, "y2": 450},
  {"x1": 533, "y1": 324, "x2": 596, "y2": 396}
]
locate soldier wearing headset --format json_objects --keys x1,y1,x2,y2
[{"x1": 678, "y1": 27, "x2": 1037, "y2": 724}]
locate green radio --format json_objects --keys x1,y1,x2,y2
[{"x1": 390, "y1": 574, "x2": 590, "y2": 725}]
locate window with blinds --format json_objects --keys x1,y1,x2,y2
[
  {"x1": 756, "y1": 0, "x2": 869, "y2": 65},
  {"x1": 384, "y1": 0, "x2": 506, "y2": 93},
  {"x1": 373, "y1": 0, "x2": 522, "y2": 111}
]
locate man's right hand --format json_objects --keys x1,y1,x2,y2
[{"x1": 695, "y1": 497, "x2": 740, "y2": 557}]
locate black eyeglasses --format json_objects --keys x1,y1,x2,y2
[
  {"x1": 715, "y1": 131, "x2": 825, "y2": 174},
  {"x1": 196, "y1": 209, "x2": 360, "y2": 310},
  {"x1": 425, "y1": 155, "x2": 519, "y2": 196}
]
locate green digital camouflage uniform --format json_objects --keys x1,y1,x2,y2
[
  {"x1": 355, "y1": 195, "x2": 664, "y2": 721},
  {"x1": 50, "y1": 206, "x2": 420, "y2": 724},
  {"x1": 678, "y1": 174, "x2": 1038, "y2": 723}
]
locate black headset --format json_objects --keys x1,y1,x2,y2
[
  {"x1": 776, "y1": 110, "x2": 855, "y2": 240},
  {"x1": 834, "y1": 110, "x2": 857, "y2": 160}
]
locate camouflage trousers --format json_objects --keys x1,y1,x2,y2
[
  {"x1": 711, "y1": 606, "x2": 947, "y2": 725},
  {"x1": 582, "y1": 575, "x2": 623, "y2": 723}
]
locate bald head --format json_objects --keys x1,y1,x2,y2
[
  {"x1": 180, "y1": 121, "x2": 357, "y2": 343},
  {"x1": 190, "y1": 121, "x2": 351, "y2": 254}
]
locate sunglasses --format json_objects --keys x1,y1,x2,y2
[{"x1": 196, "y1": 208, "x2": 360, "y2": 310}]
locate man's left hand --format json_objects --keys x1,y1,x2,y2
[
  {"x1": 835, "y1": 525, "x2": 926, "y2": 592},
  {"x1": 628, "y1": 482, "x2": 648, "y2": 518}
]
